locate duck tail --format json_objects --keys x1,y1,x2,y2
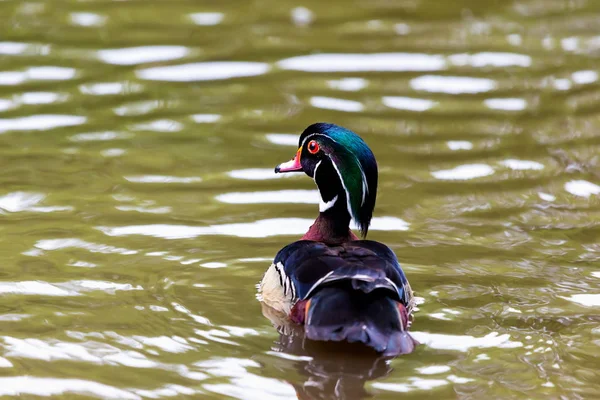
[{"x1": 300, "y1": 286, "x2": 417, "y2": 356}]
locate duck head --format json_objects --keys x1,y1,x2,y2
[{"x1": 275, "y1": 123, "x2": 378, "y2": 238}]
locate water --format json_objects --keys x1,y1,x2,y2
[{"x1": 1, "y1": 0, "x2": 600, "y2": 398}]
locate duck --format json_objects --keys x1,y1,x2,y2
[{"x1": 259, "y1": 122, "x2": 417, "y2": 356}]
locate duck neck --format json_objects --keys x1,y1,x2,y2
[{"x1": 302, "y1": 198, "x2": 358, "y2": 244}]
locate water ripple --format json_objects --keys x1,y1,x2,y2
[
  {"x1": 70, "y1": 131, "x2": 130, "y2": 142},
  {"x1": 327, "y1": 77, "x2": 367, "y2": 91},
  {"x1": 265, "y1": 133, "x2": 297, "y2": 146},
  {"x1": 278, "y1": 53, "x2": 447, "y2": 72},
  {"x1": 0, "y1": 42, "x2": 29, "y2": 55},
  {"x1": 411, "y1": 75, "x2": 497, "y2": 94},
  {"x1": 18, "y1": 91, "x2": 65, "y2": 105},
  {"x1": 0, "y1": 192, "x2": 44, "y2": 212},
  {"x1": 125, "y1": 175, "x2": 202, "y2": 184},
  {"x1": 0, "y1": 280, "x2": 141, "y2": 296},
  {"x1": 383, "y1": 96, "x2": 437, "y2": 112},
  {"x1": 97, "y1": 217, "x2": 409, "y2": 239},
  {"x1": 310, "y1": 96, "x2": 364, "y2": 112},
  {"x1": 199, "y1": 358, "x2": 296, "y2": 399},
  {"x1": 0, "y1": 67, "x2": 76, "y2": 85},
  {"x1": 69, "y1": 12, "x2": 106, "y2": 27},
  {"x1": 216, "y1": 190, "x2": 319, "y2": 204},
  {"x1": 484, "y1": 98, "x2": 527, "y2": 111},
  {"x1": 448, "y1": 52, "x2": 532, "y2": 67},
  {"x1": 500, "y1": 159, "x2": 544, "y2": 171},
  {"x1": 192, "y1": 113, "x2": 221, "y2": 123},
  {"x1": 447, "y1": 141, "x2": 473, "y2": 150},
  {"x1": 97, "y1": 46, "x2": 190, "y2": 65},
  {"x1": 137, "y1": 62, "x2": 270, "y2": 82},
  {"x1": 0, "y1": 377, "x2": 139, "y2": 399},
  {"x1": 564, "y1": 180, "x2": 600, "y2": 198},
  {"x1": 411, "y1": 331, "x2": 523, "y2": 351},
  {"x1": 565, "y1": 294, "x2": 600, "y2": 307},
  {"x1": 227, "y1": 168, "x2": 293, "y2": 180},
  {"x1": 80, "y1": 82, "x2": 141, "y2": 96},
  {"x1": 189, "y1": 12, "x2": 224, "y2": 25},
  {"x1": 2, "y1": 1, "x2": 600, "y2": 397},
  {"x1": 0, "y1": 115, "x2": 86, "y2": 133},
  {"x1": 431, "y1": 164, "x2": 495, "y2": 180},
  {"x1": 34, "y1": 238, "x2": 137, "y2": 255}
]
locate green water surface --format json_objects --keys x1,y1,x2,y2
[{"x1": 0, "y1": 0, "x2": 600, "y2": 398}]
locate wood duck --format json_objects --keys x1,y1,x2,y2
[{"x1": 259, "y1": 123, "x2": 416, "y2": 356}]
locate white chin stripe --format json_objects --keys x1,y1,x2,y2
[{"x1": 319, "y1": 194, "x2": 338, "y2": 212}]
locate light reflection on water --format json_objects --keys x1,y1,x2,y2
[
  {"x1": 411, "y1": 75, "x2": 497, "y2": 94},
  {"x1": 97, "y1": 46, "x2": 190, "y2": 65},
  {"x1": 0, "y1": 115, "x2": 86, "y2": 132},
  {"x1": 0, "y1": 377, "x2": 140, "y2": 399},
  {"x1": 1, "y1": 0, "x2": 600, "y2": 398},
  {"x1": 277, "y1": 53, "x2": 447, "y2": 72},
  {"x1": 136, "y1": 62, "x2": 271, "y2": 82},
  {"x1": 97, "y1": 216, "x2": 410, "y2": 239}
]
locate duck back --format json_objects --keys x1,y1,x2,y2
[
  {"x1": 259, "y1": 240, "x2": 417, "y2": 356},
  {"x1": 304, "y1": 285, "x2": 416, "y2": 356}
]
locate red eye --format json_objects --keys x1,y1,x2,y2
[{"x1": 307, "y1": 140, "x2": 320, "y2": 154}]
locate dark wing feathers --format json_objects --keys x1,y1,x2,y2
[{"x1": 273, "y1": 240, "x2": 411, "y2": 306}]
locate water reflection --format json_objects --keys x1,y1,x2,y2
[
  {"x1": 125, "y1": 175, "x2": 202, "y2": 183},
  {"x1": 291, "y1": 7, "x2": 314, "y2": 26},
  {"x1": 97, "y1": 217, "x2": 409, "y2": 239},
  {"x1": 446, "y1": 141, "x2": 473, "y2": 151},
  {"x1": 137, "y1": 62, "x2": 270, "y2": 82},
  {"x1": 382, "y1": 96, "x2": 436, "y2": 112},
  {"x1": 216, "y1": 190, "x2": 319, "y2": 204},
  {"x1": 564, "y1": 180, "x2": 600, "y2": 198},
  {"x1": 263, "y1": 304, "x2": 392, "y2": 400},
  {"x1": 0, "y1": 42, "x2": 29, "y2": 55},
  {"x1": 132, "y1": 119, "x2": 184, "y2": 132},
  {"x1": 0, "y1": 377, "x2": 138, "y2": 399},
  {"x1": 310, "y1": 96, "x2": 364, "y2": 112},
  {"x1": 192, "y1": 113, "x2": 221, "y2": 123},
  {"x1": 70, "y1": 131, "x2": 130, "y2": 142},
  {"x1": 97, "y1": 46, "x2": 190, "y2": 65},
  {"x1": 228, "y1": 168, "x2": 293, "y2": 180},
  {"x1": 189, "y1": 12, "x2": 224, "y2": 26},
  {"x1": 2, "y1": 0, "x2": 600, "y2": 397},
  {"x1": 326, "y1": 78, "x2": 367, "y2": 92},
  {"x1": 431, "y1": 164, "x2": 494, "y2": 180},
  {"x1": 0, "y1": 115, "x2": 85, "y2": 132},
  {"x1": 79, "y1": 82, "x2": 141, "y2": 96},
  {"x1": 500, "y1": 159, "x2": 544, "y2": 171},
  {"x1": 69, "y1": 12, "x2": 106, "y2": 27},
  {"x1": 278, "y1": 53, "x2": 446, "y2": 72},
  {"x1": 447, "y1": 52, "x2": 531, "y2": 67},
  {"x1": 265, "y1": 133, "x2": 298, "y2": 146},
  {"x1": 0, "y1": 67, "x2": 75, "y2": 85},
  {"x1": 411, "y1": 75, "x2": 496, "y2": 94},
  {"x1": 18, "y1": 92, "x2": 64, "y2": 105},
  {"x1": 565, "y1": 294, "x2": 600, "y2": 307},
  {"x1": 201, "y1": 358, "x2": 297, "y2": 399},
  {"x1": 484, "y1": 98, "x2": 527, "y2": 111},
  {"x1": 572, "y1": 70, "x2": 598, "y2": 84},
  {"x1": 411, "y1": 332, "x2": 522, "y2": 351}
]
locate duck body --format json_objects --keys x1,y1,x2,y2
[
  {"x1": 261, "y1": 240, "x2": 415, "y2": 355},
  {"x1": 259, "y1": 123, "x2": 416, "y2": 356}
]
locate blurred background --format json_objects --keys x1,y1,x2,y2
[{"x1": 1, "y1": 0, "x2": 600, "y2": 398}]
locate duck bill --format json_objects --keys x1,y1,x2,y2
[{"x1": 275, "y1": 148, "x2": 303, "y2": 173}]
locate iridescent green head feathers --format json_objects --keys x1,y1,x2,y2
[{"x1": 275, "y1": 123, "x2": 378, "y2": 237}]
